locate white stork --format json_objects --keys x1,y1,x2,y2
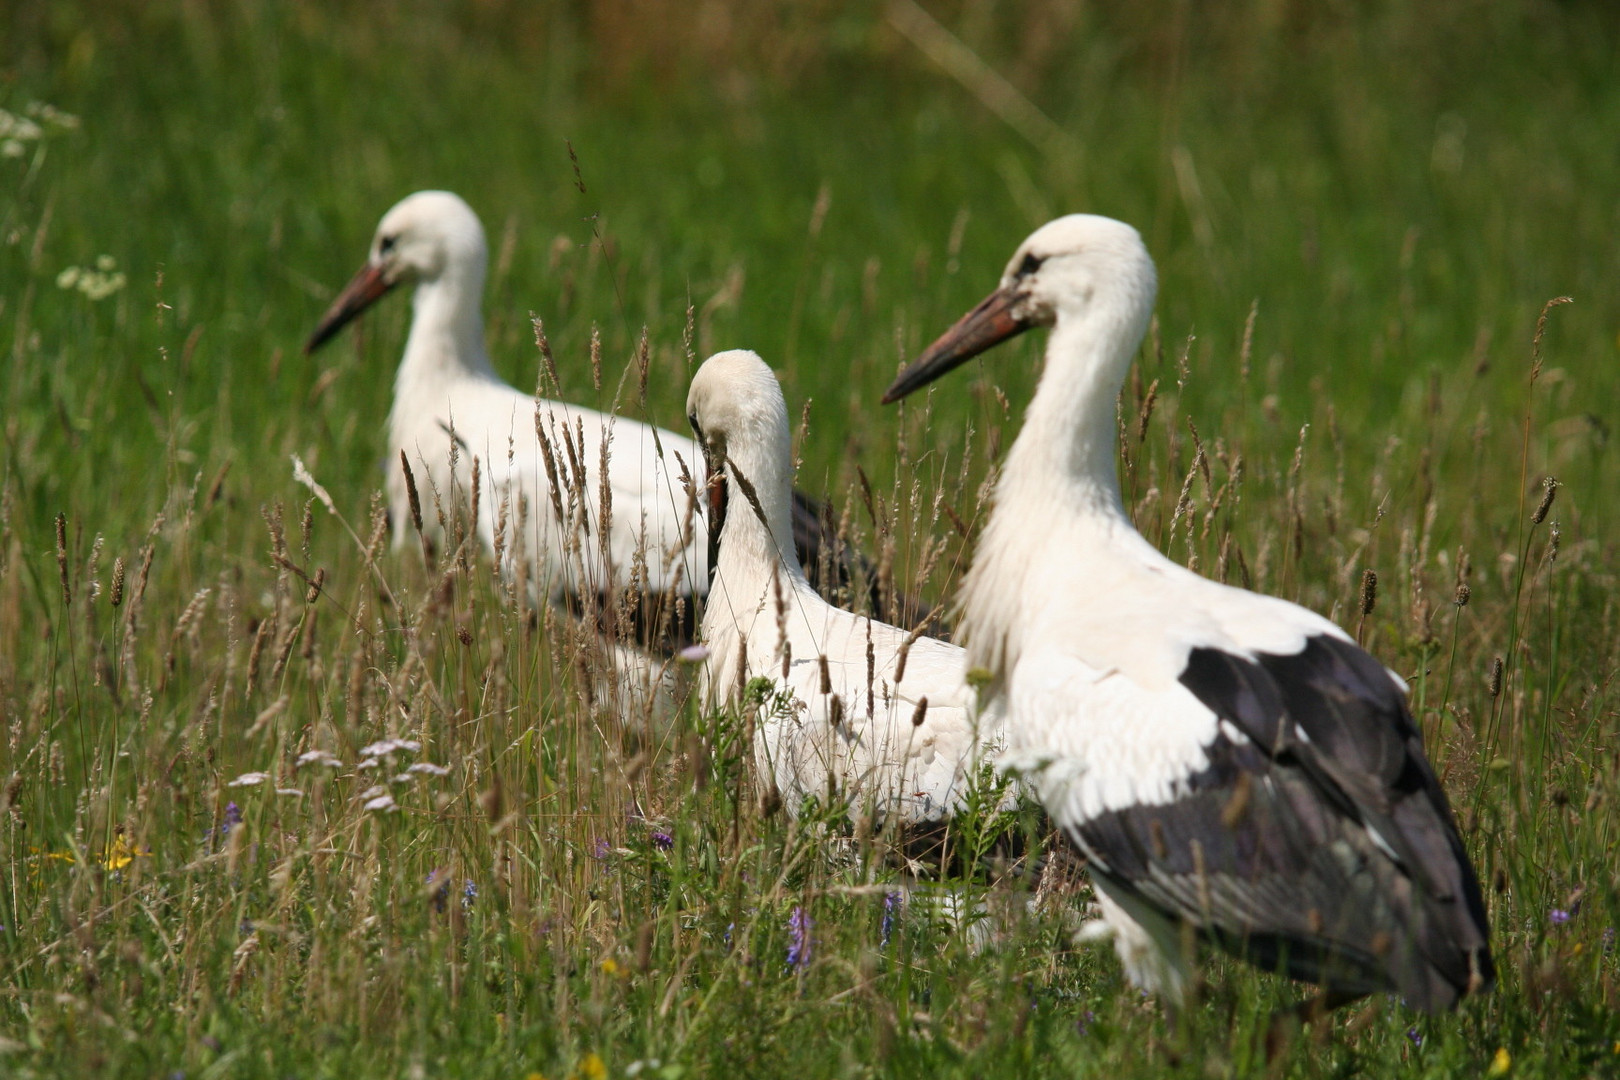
[
  {"x1": 305, "y1": 191, "x2": 880, "y2": 637},
  {"x1": 305, "y1": 190, "x2": 703, "y2": 613},
  {"x1": 882, "y1": 215, "x2": 1493, "y2": 1012},
  {"x1": 688, "y1": 350, "x2": 1010, "y2": 832}
]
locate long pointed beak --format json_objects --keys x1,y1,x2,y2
[
  {"x1": 881, "y1": 286, "x2": 1032, "y2": 404},
  {"x1": 304, "y1": 261, "x2": 398, "y2": 355},
  {"x1": 702, "y1": 445, "x2": 727, "y2": 591}
]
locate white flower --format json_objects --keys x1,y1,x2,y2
[
  {"x1": 56, "y1": 267, "x2": 79, "y2": 289},
  {"x1": 389, "y1": 774, "x2": 413, "y2": 786},
  {"x1": 359, "y1": 738, "x2": 421, "y2": 759},
  {"x1": 228, "y1": 772, "x2": 270, "y2": 787},
  {"x1": 406, "y1": 762, "x2": 449, "y2": 777},
  {"x1": 677, "y1": 644, "x2": 710, "y2": 663},
  {"x1": 275, "y1": 787, "x2": 305, "y2": 798},
  {"x1": 356, "y1": 757, "x2": 381, "y2": 771},
  {"x1": 2, "y1": 140, "x2": 26, "y2": 159},
  {"x1": 363, "y1": 793, "x2": 397, "y2": 813},
  {"x1": 357, "y1": 785, "x2": 388, "y2": 800},
  {"x1": 295, "y1": 749, "x2": 343, "y2": 769}
]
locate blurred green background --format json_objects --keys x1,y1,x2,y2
[{"x1": 4, "y1": 0, "x2": 1616, "y2": 544}]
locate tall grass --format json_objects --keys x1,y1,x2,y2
[{"x1": 1, "y1": 1, "x2": 1618, "y2": 1075}]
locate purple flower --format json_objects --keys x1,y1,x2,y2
[
  {"x1": 1075, "y1": 1009, "x2": 1096, "y2": 1036},
  {"x1": 1406, "y1": 1026, "x2": 1423, "y2": 1049},
  {"x1": 1550, "y1": 908, "x2": 1571, "y2": 926},
  {"x1": 651, "y1": 830, "x2": 674, "y2": 851},
  {"x1": 592, "y1": 837, "x2": 611, "y2": 861},
  {"x1": 880, "y1": 891, "x2": 901, "y2": 949},
  {"x1": 426, "y1": 870, "x2": 449, "y2": 913},
  {"x1": 787, "y1": 906, "x2": 812, "y2": 971},
  {"x1": 462, "y1": 879, "x2": 478, "y2": 910},
  {"x1": 222, "y1": 802, "x2": 242, "y2": 834}
]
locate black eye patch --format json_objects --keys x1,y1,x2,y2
[
  {"x1": 1017, "y1": 251, "x2": 1043, "y2": 277},
  {"x1": 379, "y1": 235, "x2": 398, "y2": 255}
]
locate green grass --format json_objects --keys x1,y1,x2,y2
[{"x1": 2, "y1": 1, "x2": 1619, "y2": 1075}]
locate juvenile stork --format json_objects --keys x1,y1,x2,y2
[
  {"x1": 306, "y1": 190, "x2": 703, "y2": 613},
  {"x1": 688, "y1": 350, "x2": 1009, "y2": 832},
  {"x1": 882, "y1": 215, "x2": 1493, "y2": 1013},
  {"x1": 305, "y1": 191, "x2": 886, "y2": 635}
]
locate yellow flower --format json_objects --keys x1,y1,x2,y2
[
  {"x1": 600, "y1": 957, "x2": 622, "y2": 977},
  {"x1": 1487, "y1": 1047, "x2": 1511, "y2": 1076},
  {"x1": 580, "y1": 1053, "x2": 606, "y2": 1080},
  {"x1": 525, "y1": 1073, "x2": 546, "y2": 1080}
]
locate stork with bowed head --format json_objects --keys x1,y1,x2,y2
[
  {"x1": 687, "y1": 350, "x2": 1012, "y2": 838},
  {"x1": 882, "y1": 215, "x2": 1493, "y2": 1018},
  {"x1": 305, "y1": 191, "x2": 894, "y2": 641}
]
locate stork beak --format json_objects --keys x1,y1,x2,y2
[
  {"x1": 702, "y1": 444, "x2": 728, "y2": 591},
  {"x1": 881, "y1": 286, "x2": 1031, "y2": 403},
  {"x1": 304, "y1": 261, "x2": 398, "y2": 355}
]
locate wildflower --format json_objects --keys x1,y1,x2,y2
[
  {"x1": 624, "y1": 1060, "x2": 663, "y2": 1078},
  {"x1": 356, "y1": 757, "x2": 381, "y2": 771},
  {"x1": 1550, "y1": 908, "x2": 1571, "y2": 926},
  {"x1": 358, "y1": 785, "x2": 387, "y2": 801},
  {"x1": 881, "y1": 891, "x2": 901, "y2": 948},
  {"x1": 592, "y1": 838, "x2": 611, "y2": 861},
  {"x1": 1075, "y1": 1009, "x2": 1096, "y2": 1036},
  {"x1": 295, "y1": 749, "x2": 342, "y2": 769},
  {"x1": 677, "y1": 644, "x2": 710, "y2": 663},
  {"x1": 359, "y1": 738, "x2": 421, "y2": 759},
  {"x1": 227, "y1": 772, "x2": 269, "y2": 788},
  {"x1": 650, "y1": 830, "x2": 674, "y2": 851},
  {"x1": 1487, "y1": 1048, "x2": 1511, "y2": 1076},
  {"x1": 462, "y1": 880, "x2": 477, "y2": 910},
  {"x1": 1405, "y1": 1026, "x2": 1423, "y2": 1049},
  {"x1": 407, "y1": 762, "x2": 449, "y2": 777},
  {"x1": 221, "y1": 802, "x2": 242, "y2": 834},
  {"x1": 275, "y1": 787, "x2": 304, "y2": 798},
  {"x1": 426, "y1": 870, "x2": 449, "y2": 913},
  {"x1": 578, "y1": 1052, "x2": 606, "y2": 1080},
  {"x1": 786, "y1": 906, "x2": 812, "y2": 971},
  {"x1": 390, "y1": 774, "x2": 414, "y2": 786},
  {"x1": 363, "y1": 793, "x2": 397, "y2": 813},
  {"x1": 600, "y1": 957, "x2": 620, "y2": 976}
]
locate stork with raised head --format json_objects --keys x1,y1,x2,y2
[
  {"x1": 688, "y1": 350, "x2": 1009, "y2": 831},
  {"x1": 305, "y1": 191, "x2": 890, "y2": 636},
  {"x1": 306, "y1": 190, "x2": 702, "y2": 615},
  {"x1": 882, "y1": 215, "x2": 1493, "y2": 1014}
]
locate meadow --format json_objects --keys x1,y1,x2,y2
[{"x1": 1, "y1": 0, "x2": 1618, "y2": 1075}]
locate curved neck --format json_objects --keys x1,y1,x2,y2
[
  {"x1": 398, "y1": 261, "x2": 495, "y2": 390},
  {"x1": 1002, "y1": 306, "x2": 1137, "y2": 523},
  {"x1": 716, "y1": 426, "x2": 804, "y2": 589}
]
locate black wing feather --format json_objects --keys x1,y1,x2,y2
[{"x1": 1076, "y1": 635, "x2": 1493, "y2": 1011}]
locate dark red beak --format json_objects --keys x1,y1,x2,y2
[
  {"x1": 304, "y1": 261, "x2": 398, "y2": 355},
  {"x1": 881, "y1": 286, "x2": 1032, "y2": 404}
]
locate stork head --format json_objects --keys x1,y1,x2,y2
[
  {"x1": 882, "y1": 214, "x2": 1157, "y2": 402},
  {"x1": 304, "y1": 190, "x2": 488, "y2": 354},
  {"x1": 686, "y1": 350, "x2": 793, "y2": 576}
]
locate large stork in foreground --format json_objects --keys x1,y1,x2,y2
[{"x1": 883, "y1": 215, "x2": 1493, "y2": 1013}]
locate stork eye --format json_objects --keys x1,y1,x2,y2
[
  {"x1": 379, "y1": 235, "x2": 398, "y2": 255},
  {"x1": 1017, "y1": 252, "x2": 1044, "y2": 277}
]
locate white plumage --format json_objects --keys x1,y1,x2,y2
[
  {"x1": 305, "y1": 191, "x2": 706, "y2": 605},
  {"x1": 883, "y1": 215, "x2": 1492, "y2": 1013},
  {"x1": 688, "y1": 350, "x2": 1007, "y2": 827}
]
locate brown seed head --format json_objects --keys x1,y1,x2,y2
[
  {"x1": 109, "y1": 556, "x2": 126, "y2": 608},
  {"x1": 1358, "y1": 568, "x2": 1378, "y2": 616},
  {"x1": 1532, "y1": 476, "x2": 1559, "y2": 525}
]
